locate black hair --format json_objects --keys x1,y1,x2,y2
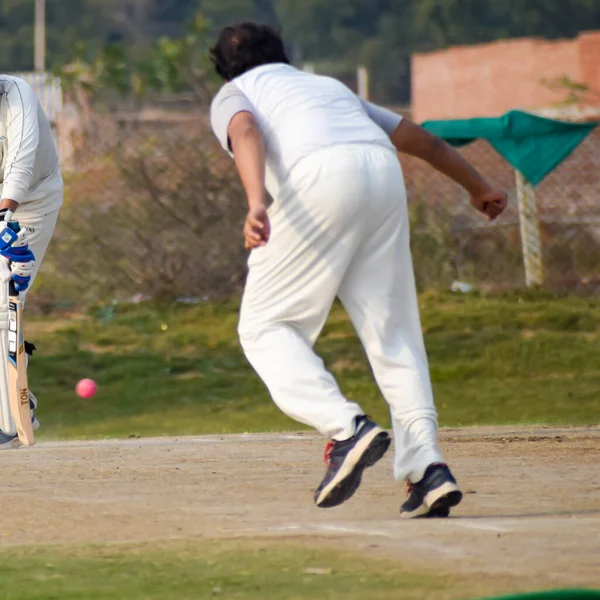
[{"x1": 210, "y1": 22, "x2": 290, "y2": 81}]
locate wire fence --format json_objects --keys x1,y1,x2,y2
[
  {"x1": 10, "y1": 71, "x2": 63, "y2": 123},
  {"x1": 39, "y1": 105, "x2": 600, "y2": 312},
  {"x1": 401, "y1": 123, "x2": 600, "y2": 293}
]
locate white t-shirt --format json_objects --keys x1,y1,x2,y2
[
  {"x1": 0, "y1": 75, "x2": 63, "y2": 213},
  {"x1": 210, "y1": 63, "x2": 402, "y2": 197}
]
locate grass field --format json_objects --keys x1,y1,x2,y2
[
  {"x1": 27, "y1": 291, "x2": 600, "y2": 440},
  {"x1": 0, "y1": 540, "x2": 485, "y2": 600}
]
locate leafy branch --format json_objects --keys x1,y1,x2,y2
[{"x1": 540, "y1": 75, "x2": 600, "y2": 106}]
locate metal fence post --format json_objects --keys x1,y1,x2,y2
[{"x1": 515, "y1": 170, "x2": 544, "y2": 286}]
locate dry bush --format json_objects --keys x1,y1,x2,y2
[
  {"x1": 403, "y1": 132, "x2": 600, "y2": 293},
  {"x1": 33, "y1": 118, "x2": 247, "y2": 309},
  {"x1": 35, "y1": 115, "x2": 599, "y2": 311},
  {"x1": 408, "y1": 189, "x2": 526, "y2": 292}
]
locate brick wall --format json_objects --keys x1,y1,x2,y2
[
  {"x1": 412, "y1": 32, "x2": 600, "y2": 122},
  {"x1": 579, "y1": 32, "x2": 600, "y2": 97}
]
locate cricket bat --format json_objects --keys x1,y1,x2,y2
[{"x1": 7, "y1": 280, "x2": 34, "y2": 446}]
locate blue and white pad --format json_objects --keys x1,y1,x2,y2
[{"x1": 0, "y1": 259, "x2": 15, "y2": 435}]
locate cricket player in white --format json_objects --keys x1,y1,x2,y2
[
  {"x1": 0, "y1": 75, "x2": 63, "y2": 446},
  {"x1": 210, "y1": 23, "x2": 507, "y2": 517}
]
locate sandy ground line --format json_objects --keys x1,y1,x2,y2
[{"x1": 1, "y1": 426, "x2": 598, "y2": 590}]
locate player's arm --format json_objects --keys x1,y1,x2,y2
[
  {"x1": 227, "y1": 111, "x2": 270, "y2": 249},
  {"x1": 1, "y1": 78, "x2": 40, "y2": 215},
  {"x1": 390, "y1": 119, "x2": 506, "y2": 220},
  {"x1": 211, "y1": 84, "x2": 269, "y2": 249},
  {"x1": 227, "y1": 111, "x2": 267, "y2": 212},
  {"x1": 359, "y1": 99, "x2": 506, "y2": 221}
]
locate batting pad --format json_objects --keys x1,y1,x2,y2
[{"x1": 0, "y1": 262, "x2": 15, "y2": 435}]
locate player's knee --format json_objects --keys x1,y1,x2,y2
[
  {"x1": 237, "y1": 319, "x2": 267, "y2": 360},
  {"x1": 238, "y1": 327, "x2": 257, "y2": 358}
]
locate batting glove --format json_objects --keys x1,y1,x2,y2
[{"x1": 0, "y1": 210, "x2": 36, "y2": 292}]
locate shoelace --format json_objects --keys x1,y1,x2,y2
[{"x1": 323, "y1": 441, "x2": 334, "y2": 465}]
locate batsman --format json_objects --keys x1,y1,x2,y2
[
  {"x1": 0, "y1": 75, "x2": 63, "y2": 447},
  {"x1": 210, "y1": 23, "x2": 507, "y2": 517}
]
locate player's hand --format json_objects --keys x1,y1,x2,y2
[
  {"x1": 243, "y1": 203, "x2": 270, "y2": 250},
  {"x1": 470, "y1": 188, "x2": 508, "y2": 222},
  {"x1": 8, "y1": 253, "x2": 35, "y2": 292},
  {"x1": 0, "y1": 217, "x2": 36, "y2": 292}
]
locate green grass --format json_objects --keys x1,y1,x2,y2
[
  {"x1": 0, "y1": 540, "x2": 497, "y2": 600},
  {"x1": 27, "y1": 291, "x2": 600, "y2": 440}
]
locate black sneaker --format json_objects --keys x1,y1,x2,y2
[
  {"x1": 400, "y1": 463, "x2": 462, "y2": 519},
  {"x1": 0, "y1": 430, "x2": 17, "y2": 448},
  {"x1": 314, "y1": 416, "x2": 390, "y2": 508},
  {"x1": 30, "y1": 391, "x2": 39, "y2": 431}
]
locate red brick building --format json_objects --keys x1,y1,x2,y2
[{"x1": 411, "y1": 31, "x2": 600, "y2": 122}]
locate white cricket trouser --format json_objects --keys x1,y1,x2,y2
[
  {"x1": 0, "y1": 198, "x2": 61, "y2": 435},
  {"x1": 15, "y1": 204, "x2": 61, "y2": 291},
  {"x1": 239, "y1": 144, "x2": 445, "y2": 483}
]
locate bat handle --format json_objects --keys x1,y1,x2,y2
[{"x1": 8, "y1": 279, "x2": 16, "y2": 298}]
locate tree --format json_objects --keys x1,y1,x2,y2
[
  {"x1": 55, "y1": 12, "x2": 215, "y2": 112},
  {"x1": 413, "y1": 0, "x2": 600, "y2": 50},
  {"x1": 200, "y1": 0, "x2": 279, "y2": 29},
  {"x1": 4, "y1": 0, "x2": 600, "y2": 103},
  {"x1": 0, "y1": 0, "x2": 110, "y2": 71}
]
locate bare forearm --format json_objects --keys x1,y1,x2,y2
[
  {"x1": 231, "y1": 127, "x2": 266, "y2": 208},
  {"x1": 423, "y1": 138, "x2": 491, "y2": 196},
  {"x1": 390, "y1": 119, "x2": 489, "y2": 195},
  {"x1": 0, "y1": 199, "x2": 19, "y2": 212},
  {"x1": 226, "y1": 111, "x2": 270, "y2": 247},
  {"x1": 389, "y1": 119, "x2": 507, "y2": 220}
]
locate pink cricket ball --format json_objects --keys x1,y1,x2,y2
[{"x1": 76, "y1": 378, "x2": 97, "y2": 399}]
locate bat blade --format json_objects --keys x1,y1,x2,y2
[{"x1": 7, "y1": 293, "x2": 34, "y2": 446}]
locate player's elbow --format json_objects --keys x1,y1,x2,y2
[
  {"x1": 235, "y1": 121, "x2": 261, "y2": 142},
  {"x1": 227, "y1": 111, "x2": 262, "y2": 152}
]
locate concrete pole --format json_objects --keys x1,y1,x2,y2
[
  {"x1": 515, "y1": 170, "x2": 544, "y2": 287},
  {"x1": 34, "y1": 0, "x2": 46, "y2": 72},
  {"x1": 357, "y1": 66, "x2": 369, "y2": 100}
]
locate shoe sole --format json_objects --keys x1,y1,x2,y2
[
  {"x1": 0, "y1": 436, "x2": 18, "y2": 449},
  {"x1": 315, "y1": 429, "x2": 391, "y2": 508},
  {"x1": 400, "y1": 482, "x2": 463, "y2": 519}
]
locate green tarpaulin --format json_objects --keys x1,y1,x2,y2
[{"x1": 422, "y1": 109, "x2": 598, "y2": 186}]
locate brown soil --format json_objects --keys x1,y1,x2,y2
[{"x1": 2, "y1": 426, "x2": 599, "y2": 590}]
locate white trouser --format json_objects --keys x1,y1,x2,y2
[
  {"x1": 0, "y1": 201, "x2": 60, "y2": 434},
  {"x1": 239, "y1": 144, "x2": 444, "y2": 483},
  {"x1": 14, "y1": 204, "x2": 61, "y2": 291}
]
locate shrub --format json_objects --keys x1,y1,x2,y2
[{"x1": 33, "y1": 119, "x2": 247, "y2": 310}]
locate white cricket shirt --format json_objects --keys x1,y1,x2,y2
[
  {"x1": 210, "y1": 63, "x2": 402, "y2": 197},
  {"x1": 0, "y1": 75, "x2": 62, "y2": 212}
]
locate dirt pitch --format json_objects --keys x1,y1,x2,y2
[{"x1": 2, "y1": 426, "x2": 599, "y2": 592}]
